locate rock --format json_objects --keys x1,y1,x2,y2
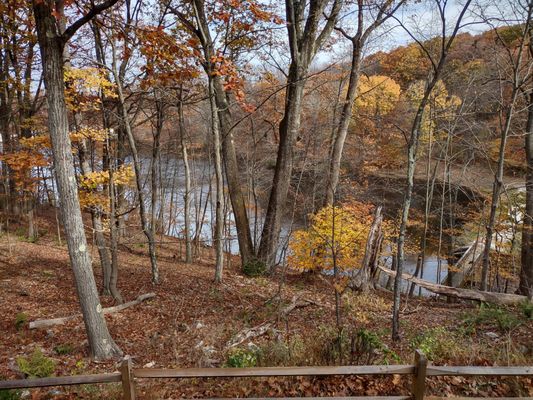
[
  {"x1": 20, "y1": 390, "x2": 30, "y2": 399},
  {"x1": 143, "y1": 361, "x2": 156, "y2": 368},
  {"x1": 484, "y1": 331, "x2": 499, "y2": 339},
  {"x1": 195, "y1": 321, "x2": 204, "y2": 329}
]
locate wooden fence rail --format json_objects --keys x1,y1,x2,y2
[{"x1": 1, "y1": 350, "x2": 532, "y2": 400}]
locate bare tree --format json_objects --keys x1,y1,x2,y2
[
  {"x1": 391, "y1": 0, "x2": 472, "y2": 341},
  {"x1": 258, "y1": 0, "x2": 343, "y2": 268},
  {"x1": 325, "y1": 0, "x2": 405, "y2": 206}
]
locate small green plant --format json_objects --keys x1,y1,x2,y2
[
  {"x1": 410, "y1": 327, "x2": 459, "y2": 361},
  {"x1": 17, "y1": 348, "x2": 55, "y2": 378},
  {"x1": 242, "y1": 259, "x2": 266, "y2": 277},
  {"x1": 462, "y1": 304, "x2": 521, "y2": 333},
  {"x1": 14, "y1": 313, "x2": 27, "y2": 331},
  {"x1": 0, "y1": 389, "x2": 21, "y2": 400},
  {"x1": 351, "y1": 328, "x2": 400, "y2": 365},
  {"x1": 519, "y1": 301, "x2": 533, "y2": 319},
  {"x1": 225, "y1": 348, "x2": 258, "y2": 368},
  {"x1": 54, "y1": 343, "x2": 74, "y2": 355}
]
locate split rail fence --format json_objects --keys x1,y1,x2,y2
[{"x1": 1, "y1": 350, "x2": 532, "y2": 400}]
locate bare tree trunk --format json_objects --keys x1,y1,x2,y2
[
  {"x1": 520, "y1": 91, "x2": 533, "y2": 297},
  {"x1": 392, "y1": 0, "x2": 472, "y2": 341},
  {"x1": 172, "y1": 0, "x2": 255, "y2": 266},
  {"x1": 325, "y1": 0, "x2": 405, "y2": 205},
  {"x1": 209, "y1": 78, "x2": 225, "y2": 283},
  {"x1": 33, "y1": 0, "x2": 121, "y2": 360},
  {"x1": 178, "y1": 94, "x2": 193, "y2": 264},
  {"x1": 258, "y1": 66, "x2": 306, "y2": 268},
  {"x1": 326, "y1": 47, "x2": 361, "y2": 206},
  {"x1": 257, "y1": 0, "x2": 343, "y2": 269},
  {"x1": 354, "y1": 205, "x2": 383, "y2": 291},
  {"x1": 111, "y1": 42, "x2": 159, "y2": 284}
]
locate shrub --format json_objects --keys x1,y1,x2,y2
[
  {"x1": 351, "y1": 328, "x2": 400, "y2": 365},
  {"x1": 17, "y1": 348, "x2": 55, "y2": 378},
  {"x1": 0, "y1": 389, "x2": 21, "y2": 400},
  {"x1": 410, "y1": 327, "x2": 460, "y2": 361},
  {"x1": 14, "y1": 313, "x2": 27, "y2": 331},
  {"x1": 225, "y1": 348, "x2": 258, "y2": 368},
  {"x1": 462, "y1": 305, "x2": 521, "y2": 333},
  {"x1": 519, "y1": 301, "x2": 533, "y2": 319},
  {"x1": 54, "y1": 343, "x2": 74, "y2": 355},
  {"x1": 242, "y1": 259, "x2": 266, "y2": 277}
]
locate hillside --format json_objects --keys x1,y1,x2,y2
[{"x1": 1, "y1": 209, "x2": 532, "y2": 399}]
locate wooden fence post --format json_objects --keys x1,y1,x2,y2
[
  {"x1": 412, "y1": 349, "x2": 427, "y2": 400},
  {"x1": 121, "y1": 357, "x2": 136, "y2": 400}
]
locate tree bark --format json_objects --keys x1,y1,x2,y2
[
  {"x1": 32, "y1": 0, "x2": 121, "y2": 359},
  {"x1": 178, "y1": 93, "x2": 193, "y2": 264},
  {"x1": 258, "y1": 64, "x2": 307, "y2": 267},
  {"x1": 209, "y1": 77, "x2": 225, "y2": 283},
  {"x1": 520, "y1": 91, "x2": 533, "y2": 297}
]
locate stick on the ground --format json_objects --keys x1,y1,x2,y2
[{"x1": 29, "y1": 293, "x2": 156, "y2": 329}]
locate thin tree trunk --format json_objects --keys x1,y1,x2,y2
[
  {"x1": 111, "y1": 42, "x2": 159, "y2": 284},
  {"x1": 178, "y1": 95, "x2": 193, "y2": 264},
  {"x1": 520, "y1": 91, "x2": 533, "y2": 297},
  {"x1": 209, "y1": 78, "x2": 225, "y2": 283}
]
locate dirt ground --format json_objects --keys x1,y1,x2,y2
[{"x1": 1, "y1": 207, "x2": 532, "y2": 399}]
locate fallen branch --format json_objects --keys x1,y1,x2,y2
[
  {"x1": 226, "y1": 322, "x2": 273, "y2": 349},
  {"x1": 378, "y1": 266, "x2": 528, "y2": 306},
  {"x1": 225, "y1": 296, "x2": 323, "y2": 349},
  {"x1": 29, "y1": 293, "x2": 156, "y2": 330}
]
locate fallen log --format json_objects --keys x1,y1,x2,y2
[
  {"x1": 29, "y1": 293, "x2": 156, "y2": 329},
  {"x1": 377, "y1": 266, "x2": 528, "y2": 306}
]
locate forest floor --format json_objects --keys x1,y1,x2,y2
[{"x1": 1, "y1": 207, "x2": 533, "y2": 399}]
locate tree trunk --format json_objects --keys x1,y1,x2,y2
[
  {"x1": 520, "y1": 91, "x2": 533, "y2": 297},
  {"x1": 258, "y1": 64, "x2": 307, "y2": 268},
  {"x1": 178, "y1": 95, "x2": 193, "y2": 264},
  {"x1": 78, "y1": 139, "x2": 118, "y2": 300},
  {"x1": 209, "y1": 78, "x2": 225, "y2": 283},
  {"x1": 325, "y1": 44, "x2": 362, "y2": 206},
  {"x1": 33, "y1": 0, "x2": 121, "y2": 360},
  {"x1": 481, "y1": 90, "x2": 519, "y2": 291},
  {"x1": 212, "y1": 75, "x2": 255, "y2": 266},
  {"x1": 111, "y1": 42, "x2": 159, "y2": 284}
]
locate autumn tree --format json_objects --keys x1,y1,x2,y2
[
  {"x1": 258, "y1": 0, "x2": 343, "y2": 269},
  {"x1": 325, "y1": 0, "x2": 405, "y2": 206},
  {"x1": 32, "y1": 0, "x2": 122, "y2": 359},
  {"x1": 391, "y1": 0, "x2": 472, "y2": 341},
  {"x1": 480, "y1": 3, "x2": 533, "y2": 292}
]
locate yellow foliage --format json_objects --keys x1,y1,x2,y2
[
  {"x1": 405, "y1": 80, "x2": 461, "y2": 142},
  {"x1": 79, "y1": 164, "x2": 135, "y2": 191},
  {"x1": 64, "y1": 67, "x2": 117, "y2": 112},
  {"x1": 288, "y1": 203, "x2": 374, "y2": 272},
  {"x1": 78, "y1": 165, "x2": 135, "y2": 211},
  {"x1": 70, "y1": 127, "x2": 109, "y2": 143},
  {"x1": 355, "y1": 75, "x2": 401, "y2": 116},
  {"x1": 19, "y1": 134, "x2": 51, "y2": 150}
]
